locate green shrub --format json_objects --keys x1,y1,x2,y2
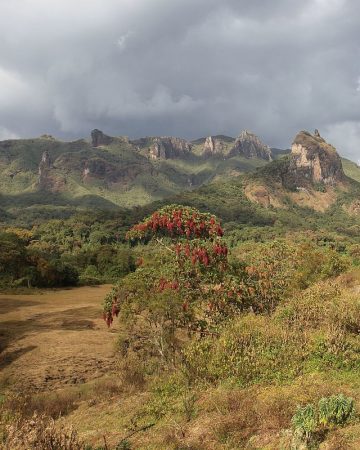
[
  {"x1": 314, "y1": 182, "x2": 326, "y2": 193},
  {"x1": 321, "y1": 251, "x2": 350, "y2": 279},
  {"x1": 318, "y1": 394, "x2": 354, "y2": 427},
  {"x1": 291, "y1": 394, "x2": 355, "y2": 448},
  {"x1": 79, "y1": 265, "x2": 102, "y2": 285},
  {"x1": 292, "y1": 403, "x2": 317, "y2": 439}
]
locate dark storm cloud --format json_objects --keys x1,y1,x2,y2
[{"x1": 1, "y1": 0, "x2": 360, "y2": 160}]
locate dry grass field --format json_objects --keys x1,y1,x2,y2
[
  {"x1": 0, "y1": 285, "x2": 116, "y2": 393},
  {"x1": 0, "y1": 285, "x2": 153, "y2": 447}
]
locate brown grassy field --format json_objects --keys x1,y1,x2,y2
[
  {"x1": 0, "y1": 285, "x2": 116, "y2": 393},
  {"x1": 0, "y1": 285, "x2": 151, "y2": 447}
]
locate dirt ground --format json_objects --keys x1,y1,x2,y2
[{"x1": 0, "y1": 285, "x2": 117, "y2": 392}]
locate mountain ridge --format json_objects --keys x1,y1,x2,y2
[
  {"x1": 0, "y1": 129, "x2": 273, "y2": 208},
  {"x1": 1, "y1": 128, "x2": 360, "y2": 226}
]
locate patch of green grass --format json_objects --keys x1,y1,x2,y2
[{"x1": 342, "y1": 158, "x2": 360, "y2": 183}]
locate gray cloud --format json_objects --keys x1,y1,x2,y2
[{"x1": 0, "y1": 0, "x2": 360, "y2": 160}]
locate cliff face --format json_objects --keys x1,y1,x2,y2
[
  {"x1": 229, "y1": 130, "x2": 272, "y2": 161},
  {"x1": 149, "y1": 137, "x2": 192, "y2": 159},
  {"x1": 202, "y1": 136, "x2": 225, "y2": 156},
  {"x1": 81, "y1": 157, "x2": 147, "y2": 184},
  {"x1": 289, "y1": 130, "x2": 344, "y2": 185},
  {"x1": 243, "y1": 130, "x2": 347, "y2": 212}
]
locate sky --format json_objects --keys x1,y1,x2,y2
[{"x1": 0, "y1": 0, "x2": 360, "y2": 160}]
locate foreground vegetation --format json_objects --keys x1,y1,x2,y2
[{"x1": 1, "y1": 203, "x2": 360, "y2": 449}]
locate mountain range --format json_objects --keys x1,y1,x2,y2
[
  {"x1": 0, "y1": 129, "x2": 273, "y2": 214},
  {"x1": 1, "y1": 127, "x2": 360, "y2": 225}
]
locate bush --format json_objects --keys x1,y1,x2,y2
[
  {"x1": 292, "y1": 404, "x2": 318, "y2": 440},
  {"x1": 318, "y1": 394, "x2": 354, "y2": 427},
  {"x1": 291, "y1": 394, "x2": 355, "y2": 448},
  {"x1": 182, "y1": 279, "x2": 360, "y2": 387},
  {"x1": 79, "y1": 265, "x2": 102, "y2": 285},
  {"x1": 321, "y1": 251, "x2": 350, "y2": 279}
]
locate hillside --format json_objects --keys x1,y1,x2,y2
[
  {"x1": 342, "y1": 157, "x2": 360, "y2": 183},
  {"x1": 145, "y1": 131, "x2": 360, "y2": 251},
  {"x1": 0, "y1": 130, "x2": 271, "y2": 221},
  {"x1": 231, "y1": 130, "x2": 360, "y2": 214}
]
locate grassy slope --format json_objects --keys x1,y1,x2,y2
[
  {"x1": 342, "y1": 157, "x2": 360, "y2": 182},
  {"x1": 2, "y1": 256, "x2": 360, "y2": 449}
]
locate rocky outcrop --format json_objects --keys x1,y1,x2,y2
[
  {"x1": 81, "y1": 156, "x2": 150, "y2": 185},
  {"x1": 149, "y1": 137, "x2": 192, "y2": 160},
  {"x1": 91, "y1": 129, "x2": 113, "y2": 147},
  {"x1": 289, "y1": 130, "x2": 345, "y2": 186},
  {"x1": 229, "y1": 130, "x2": 272, "y2": 161},
  {"x1": 40, "y1": 134, "x2": 56, "y2": 141},
  {"x1": 38, "y1": 150, "x2": 51, "y2": 188},
  {"x1": 82, "y1": 158, "x2": 124, "y2": 183},
  {"x1": 38, "y1": 150, "x2": 65, "y2": 191},
  {"x1": 202, "y1": 136, "x2": 225, "y2": 156}
]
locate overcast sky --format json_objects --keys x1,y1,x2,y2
[{"x1": 0, "y1": 0, "x2": 360, "y2": 160}]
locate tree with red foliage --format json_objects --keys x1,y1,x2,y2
[
  {"x1": 103, "y1": 205, "x2": 236, "y2": 362},
  {"x1": 103, "y1": 206, "x2": 302, "y2": 366}
]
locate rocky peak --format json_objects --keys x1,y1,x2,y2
[
  {"x1": 202, "y1": 136, "x2": 225, "y2": 155},
  {"x1": 289, "y1": 130, "x2": 344, "y2": 186},
  {"x1": 91, "y1": 129, "x2": 113, "y2": 147},
  {"x1": 229, "y1": 130, "x2": 272, "y2": 161},
  {"x1": 149, "y1": 137, "x2": 192, "y2": 160}
]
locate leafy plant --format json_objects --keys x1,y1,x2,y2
[
  {"x1": 102, "y1": 205, "x2": 233, "y2": 364},
  {"x1": 292, "y1": 404, "x2": 318, "y2": 440},
  {"x1": 318, "y1": 394, "x2": 354, "y2": 427},
  {"x1": 291, "y1": 395, "x2": 355, "y2": 449}
]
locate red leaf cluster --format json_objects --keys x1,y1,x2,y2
[
  {"x1": 158, "y1": 278, "x2": 180, "y2": 292},
  {"x1": 174, "y1": 242, "x2": 228, "y2": 267},
  {"x1": 126, "y1": 206, "x2": 223, "y2": 241},
  {"x1": 103, "y1": 296, "x2": 120, "y2": 327}
]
